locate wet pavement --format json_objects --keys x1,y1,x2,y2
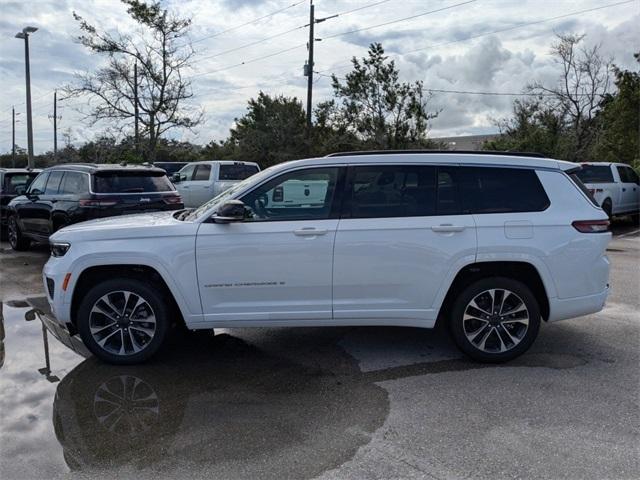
[{"x1": 0, "y1": 220, "x2": 638, "y2": 479}]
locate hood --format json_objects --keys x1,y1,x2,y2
[{"x1": 50, "y1": 211, "x2": 197, "y2": 242}]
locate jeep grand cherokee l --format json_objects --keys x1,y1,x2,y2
[
  {"x1": 41, "y1": 152, "x2": 611, "y2": 364},
  {"x1": 7, "y1": 164, "x2": 183, "y2": 250}
]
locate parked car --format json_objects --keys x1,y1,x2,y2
[
  {"x1": 42, "y1": 151, "x2": 611, "y2": 365},
  {"x1": 153, "y1": 162, "x2": 188, "y2": 176},
  {"x1": 7, "y1": 164, "x2": 183, "y2": 251},
  {"x1": 575, "y1": 162, "x2": 640, "y2": 219},
  {"x1": 172, "y1": 160, "x2": 260, "y2": 207},
  {"x1": 0, "y1": 168, "x2": 41, "y2": 236}
]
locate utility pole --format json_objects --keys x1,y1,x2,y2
[
  {"x1": 15, "y1": 26, "x2": 38, "y2": 169},
  {"x1": 12, "y1": 107, "x2": 16, "y2": 168},
  {"x1": 305, "y1": 0, "x2": 315, "y2": 143},
  {"x1": 134, "y1": 62, "x2": 140, "y2": 155},
  {"x1": 303, "y1": 3, "x2": 337, "y2": 151},
  {"x1": 48, "y1": 90, "x2": 60, "y2": 162}
]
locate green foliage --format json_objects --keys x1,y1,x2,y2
[{"x1": 325, "y1": 43, "x2": 439, "y2": 149}]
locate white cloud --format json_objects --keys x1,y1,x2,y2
[{"x1": 1, "y1": 0, "x2": 638, "y2": 153}]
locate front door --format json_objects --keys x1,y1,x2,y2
[
  {"x1": 332, "y1": 165, "x2": 477, "y2": 325},
  {"x1": 16, "y1": 171, "x2": 49, "y2": 235},
  {"x1": 175, "y1": 164, "x2": 196, "y2": 207},
  {"x1": 195, "y1": 166, "x2": 344, "y2": 324},
  {"x1": 189, "y1": 163, "x2": 213, "y2": 207}
]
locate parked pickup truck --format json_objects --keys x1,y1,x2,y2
[
  {"x1": 575, "y1": 162, "x2": 639, "y2": 219},
  {"x1": 172, "y1": 161, "x2": 260, "y2": 208}
]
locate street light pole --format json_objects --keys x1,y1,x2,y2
[{"x1": 15, "y1": 26, "x2": 38, "y2": 169}]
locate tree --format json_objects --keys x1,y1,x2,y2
[
  {"x1": 528, "y1": 34, "x2": 612, "y2": 161},
  {"x1": 66, "y1": 0, "x2": 202, "y2": 162},
  {"x1": 324, "y1": 43, "x2": 439, "y2": 149},
  {"x1": 221, "y1": 92, "x2": 308, "y2": 167},
  {"x1": 590, "y1": 53, "x2": 640, "y2": 167}
]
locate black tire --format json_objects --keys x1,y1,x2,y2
[
  {"x1": 7, "y1": 215, "x2": 30, "y2": 251},
  {"x1": 77, "y1": 278, "x2": 170, "y2": 365},
  {"x1": 602, "y1": 199, "x2": 613, "y2": 219},
  {"x1": 450, "y1": 277, "x2": 541, "y2": 363}
]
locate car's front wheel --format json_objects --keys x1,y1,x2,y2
[
  {"x1": 77, "y1": 278, "x2": 170, "y2": 364},
  {"x1": 7, "y1": 215, "x2": 30, "y2": 251},
  {"x1": 450, "y1": 277, "x2": 541, "y2": 363}
]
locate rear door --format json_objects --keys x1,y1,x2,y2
[
  {"x1": 616, "y1": 165, "x2": 639, "y2": 213},
  {"x1": 332, "y1": 164, "x2": 477, "y2": 325}
]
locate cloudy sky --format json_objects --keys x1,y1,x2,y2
[{"x1": 0, "y1": 0, "x2": 638, "y2": 154}]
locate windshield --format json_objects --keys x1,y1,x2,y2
[
  {"x1": 93, "y1": 171, "x2": 175, "y2": 193},
  {"x1": 184, "y1": 166, "x2": 276, "y2": 221}
]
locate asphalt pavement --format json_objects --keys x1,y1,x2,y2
[{"x1": 0, "y1": 221, "x2": 638, "y2": 479}]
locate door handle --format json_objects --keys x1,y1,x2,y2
[
  {"x1": 294, "y1": 228, "x2": 327, "y2": 236},
  {"x1": 622, "y1": 188, "x2": 626, "y2": 192},
  {"x1": 182, "y1": 186, "x2": 190, "y2": 189},
  {"x1": 431, "y1": 224, "x2": 465, "y2": 233}
]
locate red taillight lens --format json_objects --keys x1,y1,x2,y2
[
  {"x1": 79, "y1": 198, "x2": 118, "y2": 207},
  {"x1": 164, "y1": 195, "x2": 182, "y2": 204},
  {"x1": 572, "y1": 220, "x2": 610, "y2": 233}
]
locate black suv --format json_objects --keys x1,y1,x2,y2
[
  {"x1": 1, "y1": 168, "x2": 41, "y2": 235},
  {"x1": 7, "y1": 164, "x2": 183, "y2": 250}
]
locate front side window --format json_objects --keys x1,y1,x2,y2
[
  {"x1": 60, "y1": 172, "x2": 89, "y2": 195},
  {"x1": 347, "y1": 165, "x2": 437, "y2": 218},
  {"x1": 177, "y1": 164, "x2": 196, "y2": 181},
  {"x1": 193, "y1": 164, "x2": 212, "y2": 181},
  {"x1": 93, "y1": 172, "x2": 174, "y2": 193},
  {"x1": 27, "y1": 172, "x2": 49, "y2": 195},
  {"x1": 45, "y1": 171, "x2": 64, "y2": 195},
  {"x1": 240, "y1": 167, "x2": 339, "y2": 221}
]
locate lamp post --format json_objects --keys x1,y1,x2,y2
[{"x1": 15, "y1": 26, "x2": 38, "y2": 169}]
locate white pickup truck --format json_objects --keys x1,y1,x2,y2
[
  {"x1": 575, "y1": 162, "x2": 640, "y2": 219},
  {"x1": 172, "y1": 161, "x2": 260, "y2": 208}
]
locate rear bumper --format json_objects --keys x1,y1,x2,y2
[{"x1": 547, "y1": 286, "x2": 610, "y2": 322}]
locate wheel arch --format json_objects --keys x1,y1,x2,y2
[
  {"x1": 438, "y1": 261, "x2": 550, "y2": 323},
  {"x1": 70, "y1": 264, "x2": 186, "y2": 329}
]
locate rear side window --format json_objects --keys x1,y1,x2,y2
[
  {"x1": 45, "y1": 171, "x2": 64, "y2": 195},
  {"x1": 93, "y1": 172, "x2": 174, "y2": 193},
  {"x1": 575, "y1": 165, "x2": 614, "y2": 183},
  {"x1": 460, "y1": 167, "x2": 550, "y2": 214},
  {"x1": 219, "y1": 164, "x2": 259, "y2": 180},
  {"x1": 347, "y1": 166, "x2": 437, "y2": 218},
  {"x1": 60, "y1": 172, "x2": 89, "y2": 195},
  {"x1": 193, "y1": 164, "x2": 211, "y2": 181}
]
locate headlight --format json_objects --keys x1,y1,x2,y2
[{"x1": 50, "y1": 242, "x2": 70, "y2": 257}]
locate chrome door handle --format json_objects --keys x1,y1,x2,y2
[
  {"x1": 431, "y1": 224, "x2": 465, "y2": 233},
  {"x1": 294, "y1": 228, "x2": 327, "y2": 236}
]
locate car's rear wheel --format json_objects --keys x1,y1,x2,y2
[
  {"x1": 450, "y1": 277, "x2": 541, "y2": 363},
  {"x1": 77, "y1": 279, "x2": 170, "y2": 364},
  {"x1": 7, "y1": 215, "x2": 30, "y2": 251}
]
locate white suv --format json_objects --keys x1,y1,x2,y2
[{"x1": 42, "y1": 152, "x2": 611, "y2": 364}]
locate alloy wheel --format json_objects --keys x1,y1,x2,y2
[
  {"x1": 8, "y1": 217, "x2": 18, "y2": 248},
  {"x1": 462, "y1": 288, "x2": 529, "y2": 354},
  {"x1": 89, "y1": 290, "x2": 157, "y2": 356}
]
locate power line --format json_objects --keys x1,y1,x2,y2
[
  {"x1": 322, "y1": 0, "x2": 477, "y2": 41},
  {"x1": 190, "y1": 0, "x2": 307, "y2": 45},
  {"x1": 319, "y1": 0, "x2": 636, "y2": 73}
]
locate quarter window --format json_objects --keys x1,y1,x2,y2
[{"x1": 240, "y1": 167, "x2": 339, "y2": 221}]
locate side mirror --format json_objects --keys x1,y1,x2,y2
[
  {"x1": 211, "y1": 200, "x2": 246, "y2": 223},
  {"x1": 171, "y1": 173, "x2": 182, "y2": 183},
  {"x1": 27, "y1": 190, "x2": 40, "y2": 201}
]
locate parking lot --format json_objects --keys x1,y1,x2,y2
[{"x1": 0, "y1": 222, "x2": 638, "y2": 480}]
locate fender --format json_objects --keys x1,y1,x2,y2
[{"x1": 62, "y1": 250, "x2": 203, "y2": 325}]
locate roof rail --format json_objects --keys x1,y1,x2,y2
[{"x1": 325, "y1": 149, "x2": 547, "y2": 158}]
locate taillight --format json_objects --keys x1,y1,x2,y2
[
  {"x1": 572, "y1": 220, "x2": 610, "y2": 233},
  {"x1": 79, "y1": 198, "x2": 118, "y2": 207},
  {"x1": 164, "y1": 195, "x2": 182, "y2": 204}
]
